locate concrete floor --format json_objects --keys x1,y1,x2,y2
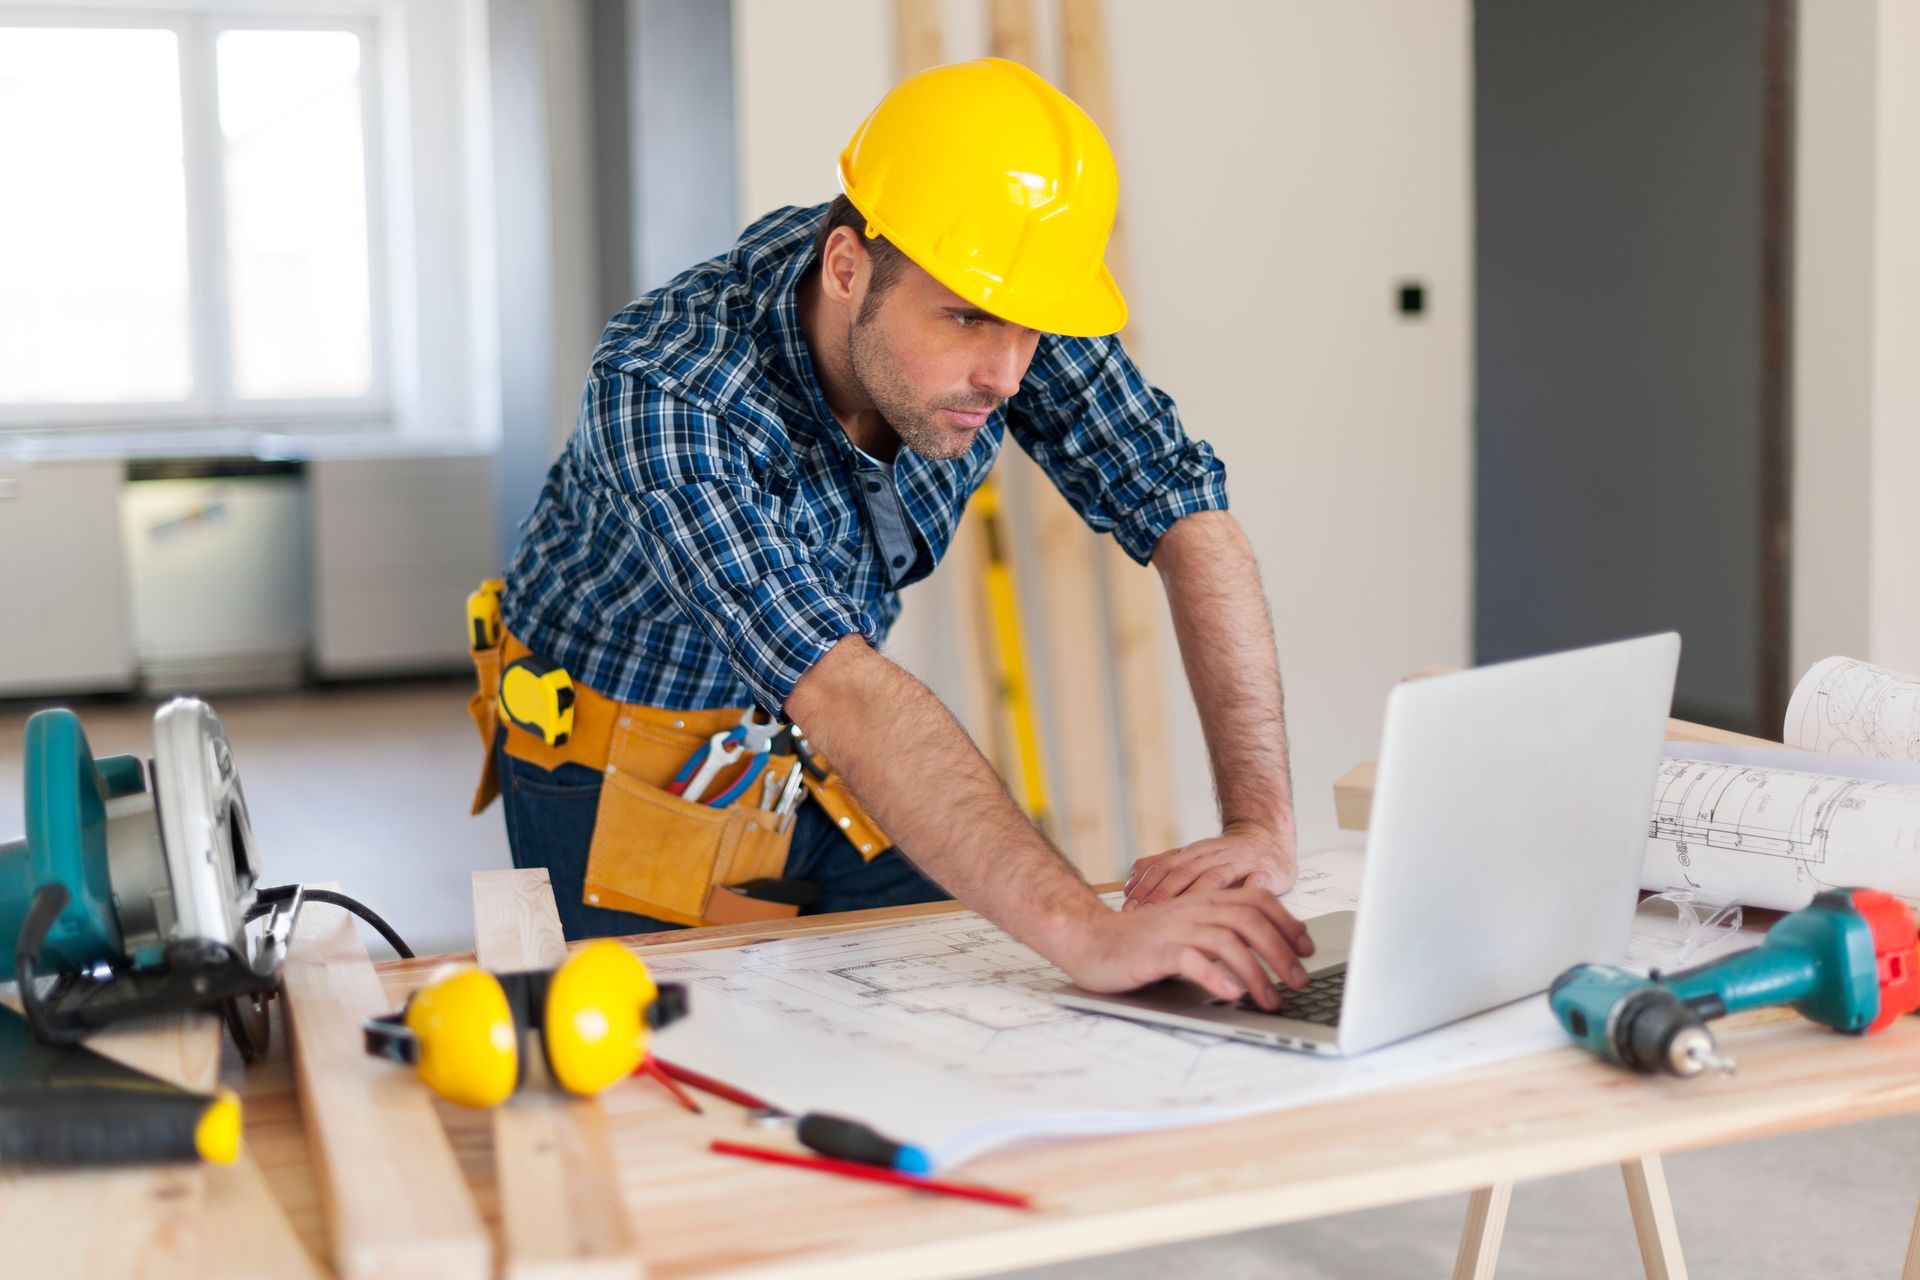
[{"x1": 3, "y1": 681, "x2": 1916, "y2": 1278}]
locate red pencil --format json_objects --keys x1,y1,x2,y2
[
  {"x1": 650, "y1": 1057, "x2": 772, "y2": 1112},
  {"x1": 708, "y1": 1139, "x2": 1033, "y2": 1210},
  {"x1": 639, "y1": 1057, "x2": 704, "y2": 1114}
]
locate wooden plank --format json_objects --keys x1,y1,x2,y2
[
  {"x1": 892, "y1": 0, "x2": 943, "y2": 77},
  {"x1": 1450, "y1": 1181, "x2": 1512, "y2": 1280},
  {"x1": 1335, "y1": 697, "x2": 1795, "y2": 832},
  {"x1": 472, "y1": 869, "x2": 642, "y2": 1280},
  {"x1": 1902, "y1": 1192, "x2": 1920, "y2": 1280},
  {"x1": 0, "y1": 1000, "x2": 221, "y2": 1278},
  {"x1": 0, "y1": 997, "x2": 314, "y2": 1278},
  {"x1": 248, "y1": 924, "x2": 1920, "y2": 1280},
  {"x1": 205, "y1": 1153, "x2": 329, "y2": 1280},
  {"x1": 989, "y1": 0, "x2": 1038, "y2": 66},
  {"x1": 1061, "y1": 0, "x2": 1180, "y2": 863},
  {"x1": 1619, "y1": 1155, "x2": 1688, "y2": 1280},
  {"x1": 282, "y1": 883, "x2": 490, "y2": 1279},
  {"x1": 1008, "y1": 457, "x2": 1123, "y2": 877}
]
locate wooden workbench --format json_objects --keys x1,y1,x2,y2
[{"x1": 225, "y1": 897, "x2": 1920, "y2": 1280}]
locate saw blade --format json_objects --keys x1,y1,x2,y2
[{"x1": 152, "y1": 698, "x2": 261, "y2": 960}]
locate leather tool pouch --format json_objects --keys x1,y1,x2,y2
[
  {"x1": 467, "y1": 643, "x2": 505, "y2": 816},
  {"x1": 580, "y1": 713, "x2": 798, "y2": 927}
]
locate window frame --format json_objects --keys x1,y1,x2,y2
[{"x1": 0, "y1": 4, "x2": 393, "y2": 432}]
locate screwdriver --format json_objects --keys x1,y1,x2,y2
[{"x1": 787, "y1": 1112, "x2": 933, "y2": 1175}]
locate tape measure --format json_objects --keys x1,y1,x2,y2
[{"x1": 499, "y1": 656, "x2": 576, "y2": 747}]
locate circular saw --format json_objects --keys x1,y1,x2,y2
[{"x1": 0, "y1": 698, "x2": 300, "y2": 1061}]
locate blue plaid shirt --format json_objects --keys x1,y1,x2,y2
[{"x1": 503, "y1": 204, "x2": 1229, "y2": 715}]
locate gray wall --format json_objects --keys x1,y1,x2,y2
[
  {"x1": 490, "y1": 0, "x2": 738, "y2": 568},
  {"x1": 488, "y1": 0, "x2": 558, "y2": 569},
  {"x1": 593, "y1": 0, "x2": 739, "y2": 317},
  {"x1": 1475, "y1": 0, "x2": 1770, "y2": 731}
]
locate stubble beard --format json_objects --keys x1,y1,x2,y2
[{"x1": 847, "y1": 318, "x2": 996, "y2": 462}]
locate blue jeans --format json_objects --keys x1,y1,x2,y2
[{"x1": 494, "y1": 729, "x2": 949, "y2": 939}]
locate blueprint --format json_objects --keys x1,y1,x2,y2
[
  {"x1": 647, "y1": 847, "x2": 1568, "y2": 1168},
  {"x1": 1641, "y1": 756, "x2": 1920, "y2": 911},
  {"x1": 1785, "y1": 657, "x2": 1920, "y2": 760}
]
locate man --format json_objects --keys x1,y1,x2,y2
[{"x1": 479, "y1": 58, "x2": 1309, "y2": 1010}]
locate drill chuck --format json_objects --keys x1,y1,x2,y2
[{"x1": 1612, "y1": 987, "x2": 1718, "y2": 1076}]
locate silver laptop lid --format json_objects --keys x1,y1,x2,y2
[{"x1": 1336, "y1": 633, "x2": 1680, "y2": 1054}]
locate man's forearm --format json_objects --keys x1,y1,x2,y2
[
  {"x1": 785, "y1": 637, "x2": 1104, "y2": 964},
  {"x1": 1153, "y1": 510, "x2": 1296, "y2": 839}
]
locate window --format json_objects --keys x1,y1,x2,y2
[{"x1": 0, "y1": 10, "x2": 385, "y2": 427}]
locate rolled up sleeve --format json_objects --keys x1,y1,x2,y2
[{"x1": 1005, "y1": 333, "x2": 1230, "y2": 565}]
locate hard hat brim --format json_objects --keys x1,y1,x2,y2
[{"x1": 836, "y1": 184, "x2": 1129, "y2": 339}]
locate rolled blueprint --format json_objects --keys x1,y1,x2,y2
[
  {"x1": 1784, "y1": 656, "x2": 1920, "y2": 760},
  {"x1": 1642, "y1": 755, "x2": 1920, "y2": 911}
]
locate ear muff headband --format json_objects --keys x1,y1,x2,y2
[{"x1": 542, "y1": 939, "x2": 657, "y2": 1096}]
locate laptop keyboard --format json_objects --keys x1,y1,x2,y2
[{"x1": 1219, "y1": 968, "x2": 1346, "y2": 1026}]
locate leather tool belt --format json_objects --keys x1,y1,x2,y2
[{"x1": 467, "y1": 603, "x2": 891, "y2": 927}]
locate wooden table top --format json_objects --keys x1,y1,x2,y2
[{"x1": 230, "y1": 897, "x2": 1920, "y2": 1280}]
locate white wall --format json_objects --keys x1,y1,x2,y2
[
  {"x1": 1868, "y1": 0, "x2": 1920, "y2": 676},
  {"x1": 1793, "y1": 0, "x2": 1920, "y2": 683},
  {"x1": 730, "y1": 0, "x2": 1474, "y2": 858},
  {"x1": 1791, "y1": 0, "x2": 1874, "y2": 679}
]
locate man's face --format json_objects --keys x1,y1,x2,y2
[{"x1": 846, "y1": 257, "x2": 1043, "y2": 461}]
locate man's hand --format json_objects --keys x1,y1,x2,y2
[
  {"x1": 1059, "y1": 887, "x2": 1314, "y2": 1010},
  {"x1": 1123, "y1": 819, "x2": 1299, "y2": 909}
]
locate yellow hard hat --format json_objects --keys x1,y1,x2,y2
[{"x1": 838, "y1": 57, "x2": 1127, "y2": 338}]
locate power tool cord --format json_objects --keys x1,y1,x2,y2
[{"x1": 249, "y1": 885, "x2": 416, "y2": 959}]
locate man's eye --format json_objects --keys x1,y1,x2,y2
[{"x1": 951, "y1": 313, "x2": 978, "y2": 328}]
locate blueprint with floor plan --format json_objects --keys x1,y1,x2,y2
[
  {"x1": 1642, "y1": 755, "x2": 1920, "y2": 911},
  {"x1": 647, "y1": 847, "x2": 1569, "y2": 1168},
  {"x1": 1785, "y1": 657, "x2": 1920, "y2": 760},
  {"x1": 1637, "y1": 657, "x2": 1920, "y2": 911}
]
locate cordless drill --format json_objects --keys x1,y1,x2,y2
[{"x1": 1549, "y1": 888, "x2": 1920, "y2": 1077}]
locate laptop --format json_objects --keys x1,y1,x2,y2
[{"x1": 1051, "y1": 633, "x2": 1681, "y2": 1055}]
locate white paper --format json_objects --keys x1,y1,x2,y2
[
  {"x1": 648, "y1": 847, "x2": 1570, "y2": 1168},
  {"x1": 1784, "y1": 656, "x2": 1920, "y2": 760},
  {"x1": 1641, "y1": 756, "x2": 1920, "y2": 911},
  {"x1": 1659, "y1": 739, "x2": 1920, "y2": 787}
]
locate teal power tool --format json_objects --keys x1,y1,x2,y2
[
  {"x1": 0, "y1": 699, "x2": 303, "y2": 1060},
  {"x1": 1550, "y1": 888, "x2": 1920, "y2": 1077}
]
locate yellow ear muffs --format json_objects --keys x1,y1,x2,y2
[
  {"x1": 365, "y1": 965, "x2": 521, "y2": 1109},
  {"x1": 541, "y1": 940, "x2": 658, "y2": 1096},
  {"x1": 363, "y1": 947, "x2": 688, "y2": 1105}
]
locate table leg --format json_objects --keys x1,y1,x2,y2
[
  {"x1": 1452, "y1": 1181, "x2": 1514, "y2": 1280},
  {"x1": 1620, "y1": 1155, "x2": 1688, "y2": 1280},
  {"x1": 1900, "y1": 1192, "x2": 1920, "y2": 1280}
]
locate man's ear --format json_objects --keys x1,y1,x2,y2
[{"x1": 818, "y1": 224, "x2": 868, "y2": 307}]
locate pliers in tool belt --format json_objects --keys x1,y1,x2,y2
[{"x1": 667, "y1": 710, "x2": 781, "y2": 807}]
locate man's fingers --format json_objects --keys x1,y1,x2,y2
[
  {"x1": 1175, "y1": 947, "x2": 1244, "y2": 1003},
  {"x1": 1125, "y1": 847, "x2": 1179, "y2": 891},
  {"x1": 1124, "y1": 853, "x2": 1187, "y2": 907},
  {"x1": 1190, "y1": 926, "x2": 1281, "y2": 1010},
  {"x1": 1138, "y1": 861, "x2": 1227, "y2": 907},
  {"x1": 1246, "y1": 864, "x2": 1299, "y2": 898},
  {"x1": 1220, "y1": 902, "x2": 1306, "y2": 988},
  {"x1": 1228, "y1": 889, "x2": 1315, "y2": 955}
]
